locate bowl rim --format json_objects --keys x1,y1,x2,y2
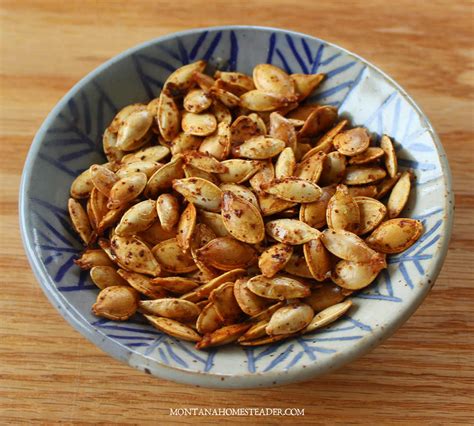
[{"x1": 19, "y1": 25, "x2": 454, "y2": 388}]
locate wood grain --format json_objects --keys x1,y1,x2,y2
[{"x1": 1, "y1": 0, "x2": 473, "y2": 423}]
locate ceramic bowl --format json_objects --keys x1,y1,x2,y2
[{"x1": 19, "y1": 26, "x2": 453, "y2": 388}]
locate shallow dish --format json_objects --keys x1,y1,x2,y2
[{"x1": 19, "y1": 26, "x2": 453, "y2": 388}]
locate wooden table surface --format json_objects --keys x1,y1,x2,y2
[{"x1": 1, "y1": 0, "x2": 473, "y2": 424}]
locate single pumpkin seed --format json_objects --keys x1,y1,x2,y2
[
  {"x1": 156, "y1": 193, "x2": 180, "y2": 232},
  {"x1": 157, "y1": 91, "x2": 180, "y2": 141},
  {"x1": 90, "y1": 266, "x2": 127, "y2": 289},
  {"x1": 70, "y1": 167, "x2": 94, "y2": 199},
  {"x1": 275, "y1": 147, "x2": 296, "y2": 178},
  {"x1": 348, "y1": 147, "x2": 385, "y2": 165},
  {"x1": 196, "y1": 237, "x2": 257, "y2": 270},
  {"x1": 150, "y1": 276, "x2": 199, "y2": 294},
  {"x1": 176, "y1": 203, "x2": 197, "y2": 252},
  {"x1": 191, "y1": 269, "x2": 246, "y2": 301},
  {"x1": 321, "y1": 229, "x2": 378, "y2": 262},
  {"x1": 109, "y1": 103, "x2": 145, "y2": 133},
  {"x1": 240, "y1": 90, "x2": 288, "y2": 112},
  {"x1": 152, "y1": 238, "x2": 197, "y2": 273},
  {"x1": 122, "y1": 145, "x2": 170, "y2": 164},
  {"x1": 365, "y1": 218, "x2": 423, "y2": 254},
  {"x1": 257, "y1": 193, "x2": 296, "y2": 216},
  {"x1": 381, "y1": 134, "x2": 398, "y2": 178},
  {"x1": 262, "y1": 177, "x2": 322, "y2": 203},
  {"x1": 291, "y1": 73, "x2": 325, "y2": 101},
  {"x1": 249, "y1": 160, "x2": 274, "y2": 192},
  {"x1": 181, "y1": 111, "x2": 217, "y2": 136},
  {"x1": 253, "y1": 64, "x2": 295, "y2": 97},
  {"x1": 258, "y1": 243, "x2": 294, "y2": 278},
  {"x1": 145, "y1": 315, "x2": 201, "y2": 342},
  {"x1": 215, "y1": 71, "x2": 255, "y2": 94},
  {"x1": 183, "y1": 164, "x2": 219, "y2": 184},
  {"x1": 68, "y1": 198, "x2": 92, "y2": 244},
  {"x1": 116, "y1": 109, "x2": 153, "y2": 151},
  {"x1": 74, "y1": 248, "x2": 116, "y2": 269},
  {"x1": 247, "y1": 274, "x2": 311, "y2": 300},
  {"x1": 266, "y1": 219, "x2": 320, "y2": 245},
  {"x1": 184, "y1": 151, "x2": 228, "y2": 173},
  {"x1": 333, "y1": 127, "x2": 370, "y2": 156},
  {"x1": 140, "y1": 299, "x2": 201, "y2": 322},
  {"x1": 219, "y1": 159, "x2": 263, "y2": 183},
  {"x1": 248, "y1": 113, "x2": 267, "y2": 134},
  {"x1": 115, "y1": 199, "x2": 157, "y2": 236},
  {"x1": 170, "y1": 132, "x2": 202, "y2": 156},
  {"x1": 183, "y1": 88, "x2": 212, "y2": 113},
  {"x1": 344, "y1": 165, "x2": 387, "y2": 185},
  {"x1": 302, "y1": 300, "x2": 352, "y2": 334},
  {"x1": 92, "y1": 286, "x2": 139, "y2": 321},
  {"x1": 172, "y1": 177, "x2": 222, "y2": 212},
  {"x1": 116, "y1": 161, "x2": 161, "y2": 179},
  {"x1": 221, "y1": 191, "x2": 265, "y2": 244},
  {"x1": 326, "y1": 184, "x2": 360, "y2": 233},
  {"x1": 107, "y1": 172, "x2": 147, "y2": 209},
  {"x1": 331, "y1": 256, "x2": 387, "y2": 290},
  {"x1": 303, "y1": 237, "x2": 332, "y2": 281},
  {"x1": 193, "y1": 71, "x2": 215, "y2": 90},
  {"x1": 238, "y1": 333, "x2": 293, "y2": 346},
  {"x1": 266, "y1": 303, "x2": 314, "y2": 335},
  {"x1": 111, "y1": 234, "x2": 161, "y2": 276},
  {"x1": 354, "y1": 196, "x2": 387, "y2": 234},
  {"x1": 233, "y1": 136, "x2": 285, "y2": 160},
  {"x1": 163, "y1": 60, "x2": 206, "y2": 94},
  {"x1": 387, "y1": 171, "x2": 411, "y2": 218}
]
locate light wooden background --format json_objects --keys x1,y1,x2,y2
[{"x1": 1, "y1": 0, "x2": 473, "y2": 424}]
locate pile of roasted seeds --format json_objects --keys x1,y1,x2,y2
[{"x1": 68, "y1": 60, "x2": 423, "y2": 349}]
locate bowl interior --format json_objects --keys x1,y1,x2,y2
[{"x1": 21, "y1": 26, "x2": 451, "y2": 388}]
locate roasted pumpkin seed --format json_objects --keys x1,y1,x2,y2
[
  {"x1": 247, "y1": 275, "x2": 311, "y2": 300},
  {"x1": 92, "y1": 286, "x2": 139, "y2": 321},
  {"x1": 266, "y1": 219, "x2": 320, "y2": 245},
  {"x1": 303, "y1": 300, "x2": 352, "y2": 334},
  {"x1": 221, "y1": 191, "x2": 265, "y2": 244},
  {"x1": 266, "y1": 303, "x2": 314, "y2": 335},
  {"x1": 387, "y1": 171, "x2": 411, "y2": 218},
  {"x1": 365, "y1": 218, "x2": 423, "y2": 254}
]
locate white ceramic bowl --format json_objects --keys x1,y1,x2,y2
[{"x1": 20, "y1": 26, "x2": 453, "y2": 388}]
